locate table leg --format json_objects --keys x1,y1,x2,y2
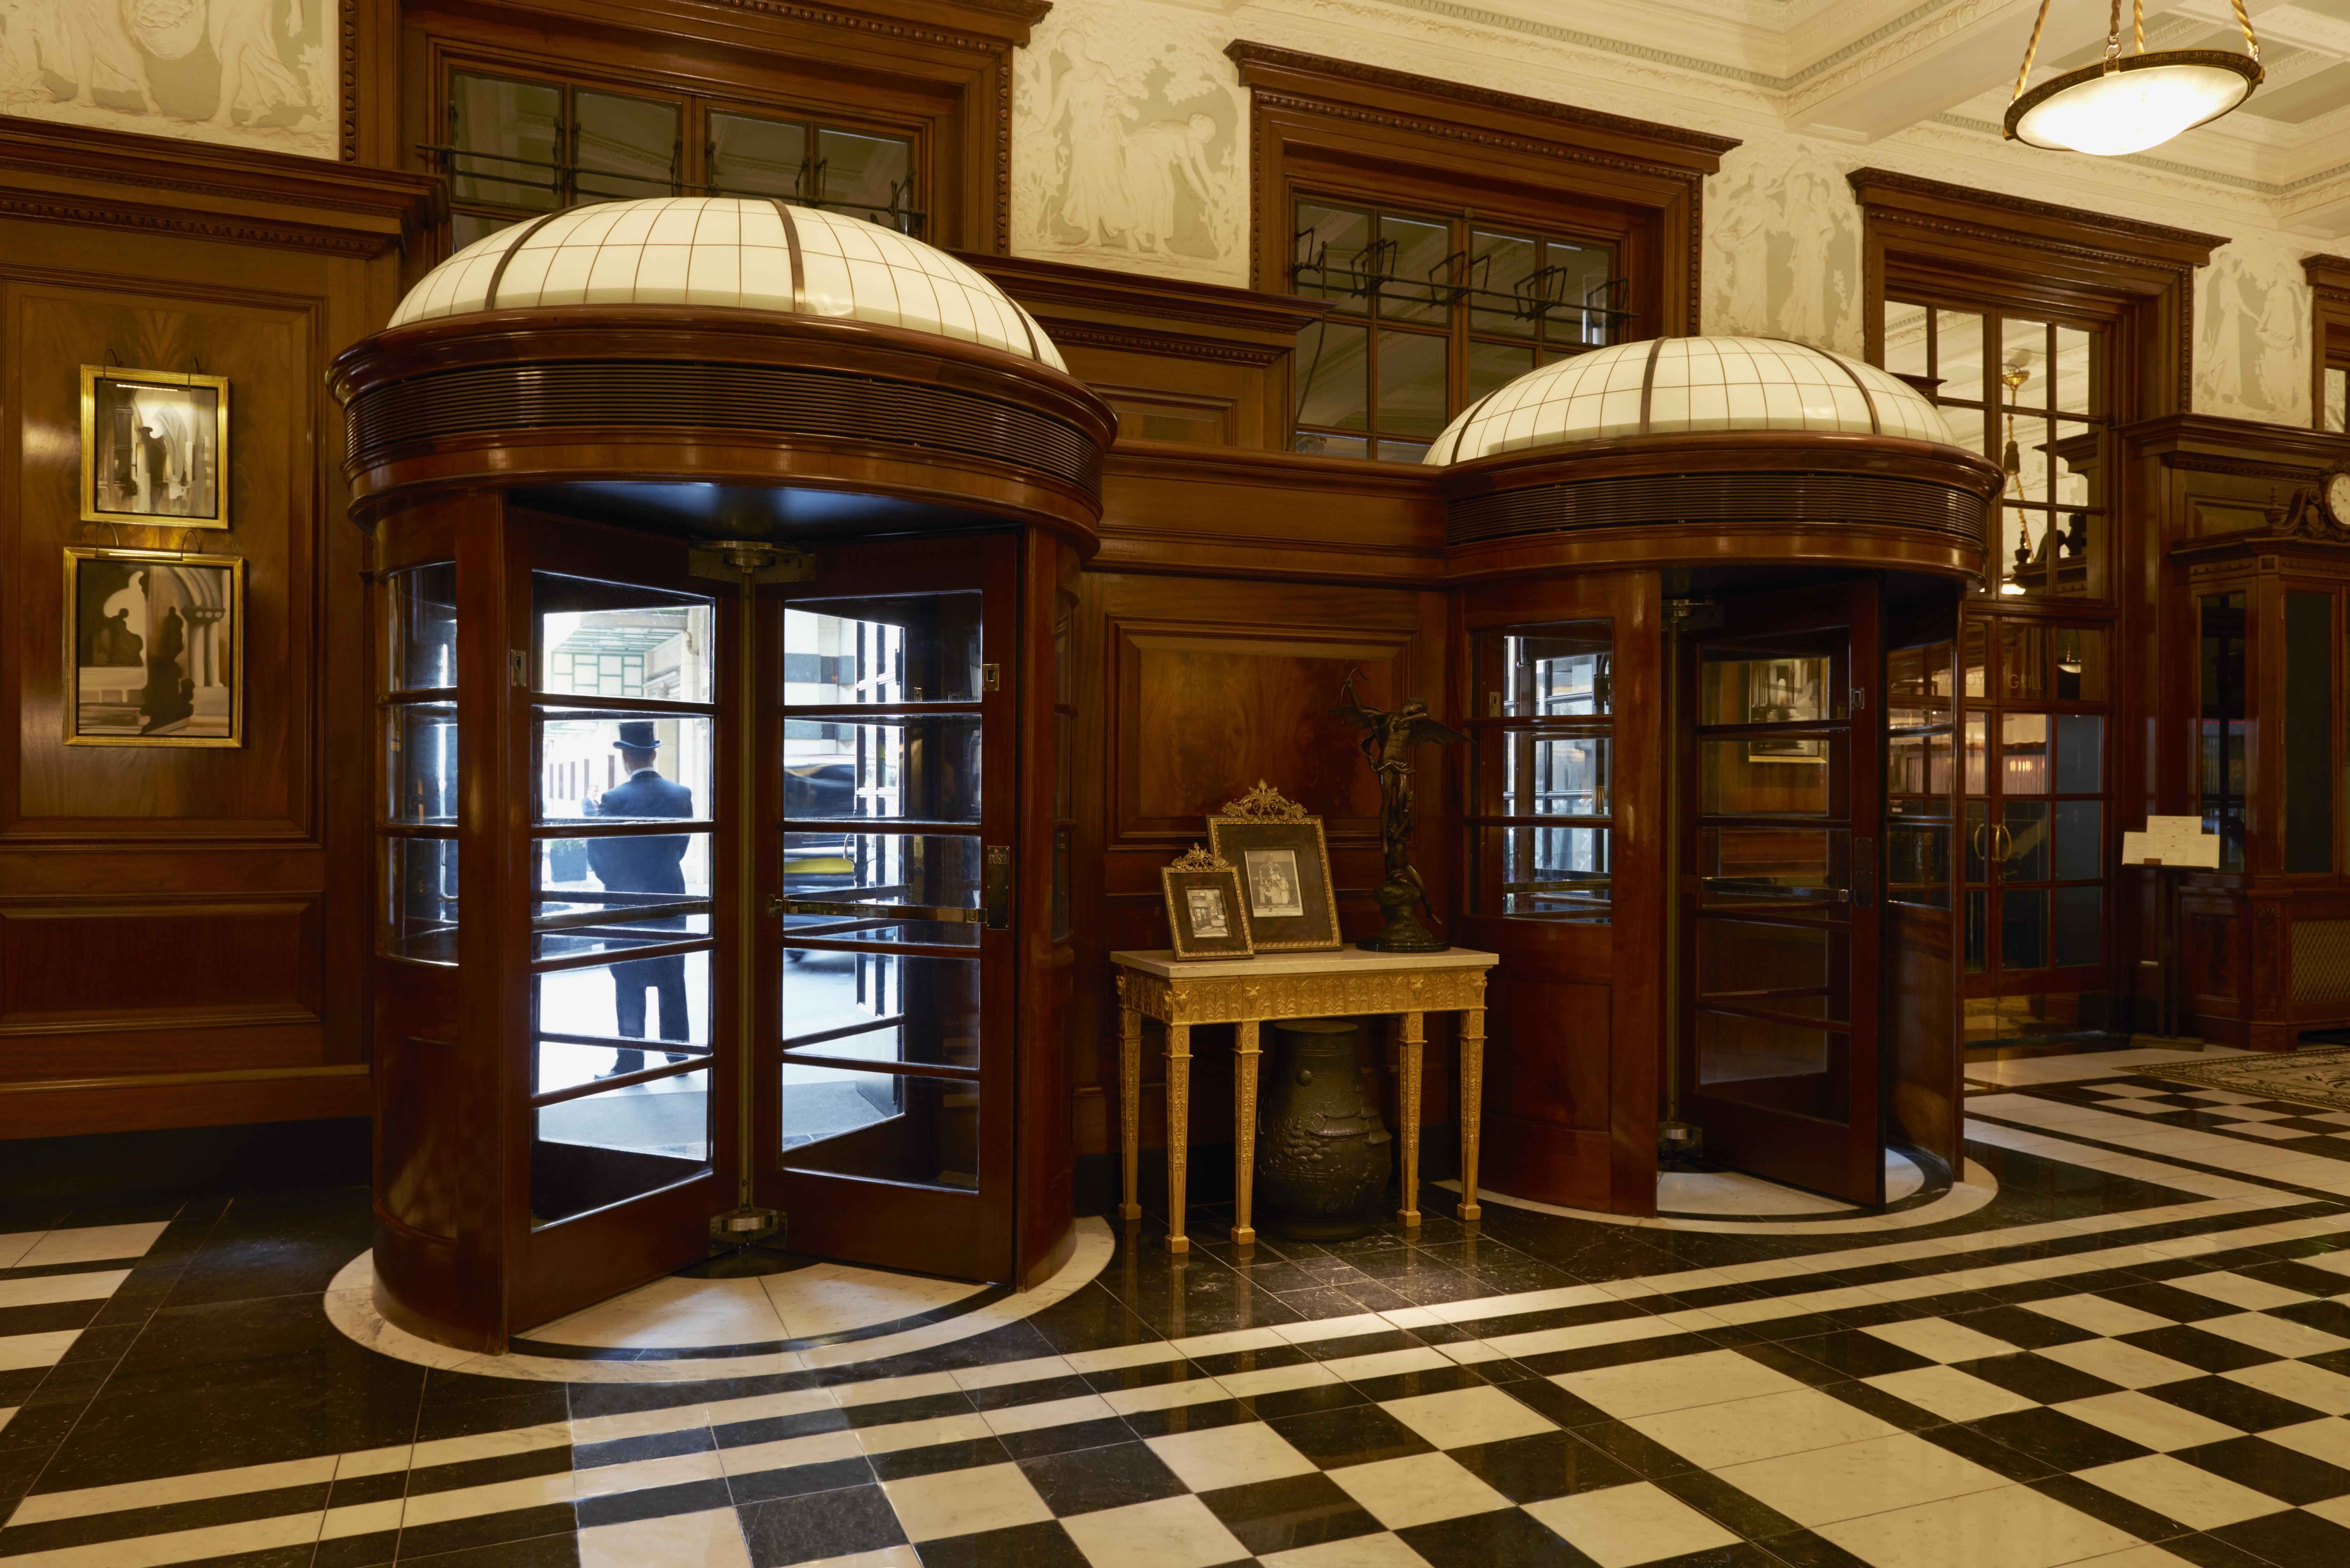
[
  {"x1": 1165, "y1": 1021, "x2": 1192, "y2": 1255},
  {"x1": 1458, "y1": 1001, "x2": 1485, "y2": 1223},
  {"x1": 1233, "y1": 1020, "x2": 1261, "y2": 1247},
  {"x1": 1118, "y1": 1000, "x2": 1143, "y2": 1222},
  {"x1": 1397, "y1": 1011, "x2": 1424, "y2": 1229}
]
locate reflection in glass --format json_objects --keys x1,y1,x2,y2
[
  {"x1": 1696, "y1": 827, "x2": 1845, "y2": 902},
  {"x1": 1377, "y1": 331, "x2": 1448, "y2": 439},
  {"x1": 783, "y1": 951, "x2": 979, "y2": 1072},
  {"x1": 2285, "y1": 591, "x2": 2333, "y2": 875},
  {"x1": 449, "y1": 72, "x2": 560, "y2": 210},
  {"x1": 1888, "y1": 732, "x2": 1951, "y2": 797},
  {"x1": 2053, "y1": 886, "x2": 2100, "y2": 967},
  {"x1": 785, "y1": 594, "x2": 982, "y2": 705},
  {"x1": 1884, "y1": 302, "x2": 1928, "y2": 380},
  {"x1": 1964, "y1": 715, "x2": 1987, "y2": 796},
  {"x1": 779, "y1": 833, "x2": 982, "y2": 949},
  {"x1": 1470, "y1": 230, "x2": 1537, "y2": 339},
  {"x1": 2054, "y1": 800, "x2": 2100, "y2": 883},
  {"x1": 707, "y1": 112, "x2": 808, "y2": 198},
  {"x1": 532, "y1": 1067, "x2": 711, "y2": 1226},
  {"x1": 781, "y1": 1068, "x2": 977, "y2": 1190},
  {"x1": 2002, "y1": 888, "x2": 2048, "y2": 970},
  {"x1": 1500, "y1": 731, "x2": 1608, "y2": 817},
  {"x1": 1889, "y1": 825, "x2": 1949, "y2": 907},
  {"x1": 1294, "y1": 202, "x2": 1371, "y2": 301},
  {"x1": 1494, "y1": 826, "x2": 1609, "y2": 921},
  {"x1": 386, "y1": 837, "x2": 459, "y2": 964},
  {"x1": 387, "y1": 703, "x2": 458, "y2": 826},
  {"x1": 1962, "y1": 620, "x2": 1989, "y2": 699},
  {"x1": 532, "y1": 831, "x2": 712, "y2": 961},
  {"x1": 1694, "y1": 1013, "x2": 1847, "y2": 1121},
  {"x1": 1378, "y1": 215, "x2": 1449, "y2": 324},
  {"x1": 2054, "y1": 715, "x2": 2103, "y2": 795},
  {"x1": 784, "y1": 716, "x2": 980, "y2": 822},
  {"x1": 2200, "y1": 592, "x2": 2248, "y2": 872},
  {"x1": 536, "y1": 574, "x2": 715, "y2": 701},
  {"x1": 1701, "y1": 739, "x2": 1831, "y2": 817},
  {"x1": 387, "y1": 563, "x2": 457, "y2": 690},
  {"x1": 538, "y1": 713, "x2": 712, "y2": 823},
  {"x1": 1297, "y1": 320, "x2": 1370, "y2": 433},
  {"x1": 1500, "y1": 624, "x2": 1609, "y2": 716},
  {"x1": 1697, "y1": 920, "x2": 1842, "y2": 1021},
  {"x1": 2002, "y1": 713, "x2": 2049, "y2": 795},
  {"x1": 2003, "y1": 801, "x2": 2049, "y2": 882},
  {"x1": 1888, "y1": 642, "x2": 1953, "y2": 701},
  {"x1": 1965, "y1": 889, "x2": 1986, "y2": 973},
  {"x1": 1469, "y1": 343, "x2": 1535, "y2": 400},
  {"x1": 1934, "y1": 308, "x2": 1985, "y2": 407},
  {"x1": 815, "y1": 127, "x2": 915, "y2": 227},
  {"x1": 1700, "y1": 655, "x2": 1827, "y2": 727},
  {"x1": 572, "y1": 90, "x2": 680, "y2": 201}
]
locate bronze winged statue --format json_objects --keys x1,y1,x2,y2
[{"x1": 1331, "y1": 670, "x2": 1467, "y2": 952}]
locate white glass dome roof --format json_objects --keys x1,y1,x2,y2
[
  {"x1": 1424, "y1": 335, "x2": 1951, "y2": 465},
  {"x1": 387, "y1": 196, "x2": 1066, "y2": 372}
]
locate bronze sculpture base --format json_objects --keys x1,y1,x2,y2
[{"x1": 1359, "y1": 878, "x2": 1448, "y2": 953}]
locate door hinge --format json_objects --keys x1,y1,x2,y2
[
  {"x1": 1659, "y1": 1120, "x2": 1703, "y2": 1159},
  {"x1": 1850, "y1": 687, "x2": 1867, "y2": 712},
  {"x1": 984, "y1": 845, "x2": 1011, "y2": 930},
  {"x1": 710, "y1": 1206, "x2": 783, "y2": 1248},
  {"x1": 982, "y1": 663, "x2": 1001, "y2": 691},
  {"x1": 507, "y1": 649, "x2": 530, "y2": 687}
]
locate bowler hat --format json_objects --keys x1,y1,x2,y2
[{"x1": 614, "y1": 720, "x2": 662, "y2": 750}]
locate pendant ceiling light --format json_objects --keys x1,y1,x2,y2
[{"x1": 2005, "y1": 0, "x2": 2263, "y2": 157}]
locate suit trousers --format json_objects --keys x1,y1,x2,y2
[{"x1": 610, "y1": 953, "x2": 688, "y2": 1074}]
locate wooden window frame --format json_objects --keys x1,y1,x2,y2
[
  {"x1": 1227, "y1": 43, "x2": 1735, "y2": 345},
  {"x1": 2306, "y1": 254, "x2": 2350, "y2": 434}
]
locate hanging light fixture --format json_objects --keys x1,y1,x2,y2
[
  {"x1": 2000, "y1": 367, "x2": 2031, "y2": 595},
  {"x1": 2006, "y1": 0, "x2": 2263, "y2": 156}
]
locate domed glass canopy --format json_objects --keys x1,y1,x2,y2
[
  {"x1": 1425, "y1": 335, "x2": 1952, "y2": 466},
  {"x1": 387, "y1": 196, "x2": 1066, "y2": 372}
]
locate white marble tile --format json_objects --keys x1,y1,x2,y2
[
  {"x1": 1216, "y1": 1362, "x2": 1340, "y2": 1398},
  {"x1": 0, "y1": 1329, "x2": 79, "y2": 1372},
  {"x1": 16, "y1": 1222, "x2": 170, "y2": 1267},
  {"x1": 533, "y1": 1276, "x2": 785, "y2": 1350},
  {"x1": 1326, "y1": 1451, "x2": 1510, "y2": 1529},
  {"x1": 1522, "y1": 1481, "x2": 1740, "y2": 1568},
  {"x1": 979, "y1": 1391, "x2": 1118, "y2": 1437},
  {"x1": 2036, "y1": 1338, "x2": 2203, "y2": 1390},
  {"x1": 1276, "y1": 1313, "x2": 1391, "y2": 1345},
  {"x1": 10, "y1": 1511, "x2": 328, "y2": 1566},
  {"x1": 1484, "y1": 1316, "x2": 1682, "y2": 1361},
  {"x1": 833, "y1": 1371, "x2": 959, "y2": 1408},
  {"x1": 1317, "y1": 1346, "x2": 1450, "y2": 1383},
  {"x1": 1168, "y1": 1327, "x2": 1287, "y2": 1359},
  {"x1": 578, "y1": 1506, "x2": 755, "y2": 1568},
  {"x1": 573, "y1": 1448, "x2": 726, "y2": 1499},
  {"x1": 320, "y1": 1498, "x2": 403, "y2": 1540},
  {"x1": 2264, "y1": 1417, "x2": 2350, "y2": 1469},
  {"x1": 1102, "y1": 1379, "x2": 1231, "y2": 1415},
  {"x1": 11, "y1": 1454, "x2": 338, "y2": 1525},
  {"x1": 2193, "y1": 1311, "x2": 2350, "y2": 1358},
  {"x1": 2019, "y1": 1293, "x2": 2175, "y2": 1338},
  {"x1": 856, "y1": 1413, "x2": 995, "y2": 1456},
  {"x1": 0, "y1": 1270, "x2": 128, "y2": 1309},
  {"x1": 1658, "y1": 1170, "x2": 1851, "y2": 1215},
  {"x1": 1814, "y1": 1481, "x2": 2140, "y2": 1568},
  {"x1": 1713, "y1": 1431, "x2": 2009, "y2": 1527},
  {"x1": 400, "y1": 1469, "x2": 575, "y2": 1528},
  {"x1": 2067, "y1": 1549, "x2": 2201, "y2": 1567},
  {"x1": 408, "y1": 1420, "x2": 573, "y2": 1471},
  {"x1": 2076, "y1": 1453, "x2": 2288, "y2": 1528},
  {"x1": 1146, "y1": 1423, "x2": 1317, "y2": 1492},
  {"x1": 572, "y1": 1403, "x2": 712, "y2": 1446},
  {"x1": 704, "y1": 1386, "x2": 837, "y2": 1429},
  {"x1": 2314, "y1": 1493, "x2": 2350, "y2": 1528},
  {"x1": 2054, "y1": 1391, "x2": 2244, "y2": 1452},
  {"x1": 0, "y1": 1231, "x2": 39, "y2": 1269},
  {"x1": 1556, "y1": 1348, "x2": 1808, "y2": 1419},
  {"x1": 1861, "y1": 1318, "x2": 2023, "y2": 1364},
  {"x1": 1382, "y1": 1385, "x2": 1556, "y2": 1448},
  {"x1": 2167, "y1": 1271, "x2": 2312, "y2": 1311},
  {"x1": 881, "y1": 1460, "x2": 1054, "y2": 1542},
  {"x1": 796, "y1": 1549, "x2": 921, "y2": 1568},
  {"x1": 1863, "y1": 1366, "x2": 2042, "y2": 1424},
  {"x1": 1063, "y1": 1340, "x2": 1186, "y2": 1374},
  {"x1": 715, "y1": 1428, "x2": 862, "y2": 1477},
  {"x1": 951, "y1": 1355, "x2": 1077, "y2": 1393},
  {"x1": 1627, "y1": 1387, "x2": 1899, "y2": 1469},
  {"x1": 1258, "y1": 1534, "x2": 1428, "y2": 1567},
  {"x1": 0, "y1": 1406, "x2": 13, "y2": 1435},
  {"x1": 1061, "y1": 1493, "x2": 1252, "y2": 1568}
]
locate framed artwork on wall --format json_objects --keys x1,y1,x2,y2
[
  {"x1": 1742, "y1": 655, "x2": 1827, "y2": 765},
  {"x1": 1207, "y1": 780, "x2": 1342, "y2": 951},
  {"x1": 80, "y1": 366, "x2": 230, "y2": 527},
  {"x1": 64, "y1": 547, "x2": 244, "y2": 747},
  {"x1": 1161, "y1": 846, "x2": 1253, "y2": 961}
]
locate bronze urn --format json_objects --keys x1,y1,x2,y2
[{"x1": 1255, "y1": 1019, "x2": 1392, "y2": 1240}]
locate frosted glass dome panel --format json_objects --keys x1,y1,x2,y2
[
  {"x1": 1425, "y1": 336, "x2": 1953, "y2": 465},
  {"x1": 388, "y1": 197, "x2": 1065, "y2": 372}
]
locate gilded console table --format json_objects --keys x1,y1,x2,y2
[{"x1": 1110, "y1": 946, "x2": 1498, "y2": 1253}]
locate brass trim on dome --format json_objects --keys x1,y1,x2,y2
[
  {"x1": 343, "y1": 360, "x2": 1103, "y2": 494},
  {"x1": 1446, "y1": 471, "x2": 1990, "y2": 548}
]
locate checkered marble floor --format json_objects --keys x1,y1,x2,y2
[{"x1": 8, "y1": 1055, "x2": 2350, "y2": 1567}]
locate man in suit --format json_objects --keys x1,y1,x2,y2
[{"x1": 588, "y1": 721, "x2": 694, "y2": 1075}]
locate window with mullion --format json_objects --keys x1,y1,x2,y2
[
  {"x1": 1293, "y1": 199, "x2": 1619, "y2": 463},
  {"x1": 1883, "y1": 302, "x2": 2106, "y2": 599}
]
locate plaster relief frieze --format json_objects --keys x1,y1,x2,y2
[
  {"x1": 0, "y1": 0, "x2": 339, "y2": 161},
  {"x1": 1705, "y1": 132, "x2": 1863, "y2": 353},
  {"x1": 2197, "y1": 239, "x2": 2316, "y2": 427},
  {"x1": 1013, "y1": 0, "x2": 1250, "y2": 286}
]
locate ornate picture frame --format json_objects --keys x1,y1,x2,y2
[
  {"x1": 1206, "y1": 780, "x2": 1342, "y2": 952},
  {"x1": 1161, "y1": 846, "x2": 1253, "y2": 961},
  {"x1": 80, "y1": 366, "x2": 230, "y2": 528},
  {"x1": 64, "y1": 547, "x2": 245, "y2": 747}
]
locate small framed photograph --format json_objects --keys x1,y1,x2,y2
[
  {"x1": 1162, "y1": 860, "x2": 1253, "y2": 961},
  {"x1": 80, "y1": 366, "x2": 230, "y2": 527},
  {"x1": 1742, "y1": 657, "x2": 1828, "y2": 766},
  {"x1": 64, "y1": 548, "x2": 244, "y2": 747},
  {"x1": 1208, "y1": 813, "x2": 1342, "y2": 951}
]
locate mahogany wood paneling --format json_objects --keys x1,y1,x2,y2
[
  {"x1": 0, "y1": 132, "x2": 431, "y2": 1138},
  {"x1": 1886, "y1": 904, "x2": 1959, "y2": 1167},
  {"x1": 1098, "y1": 444, "x2": 1444, "y2": 586},
  {"x1": 2305, "y1": 254, "x2": 2350, "y2": 429}
]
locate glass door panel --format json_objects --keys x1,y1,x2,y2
[{"x1": 1679, "y1": 583, "x2": 1884, "y2": 1205}]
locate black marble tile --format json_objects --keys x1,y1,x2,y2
[
  {"x1": 1965, "y1": 1407, "x2": 2150, "y2": 1470},
  {"x1": 2120, "y1": 1325, "x2": 2284, "y2": 1374},
  {"x1": 2150, "y1": 1375, "x2": 2325, "y2": 1434},
  {"x1": 1652, "y1": 1465, "x2": 1811, "y2": 1543},
  {"x1": 0, "y1": 1481, "x2": 331, "y2": 1558},
  {"x1": 1184, "y1": 1343, "x2": 1310, "y2": 1380},
  {"x1": 713, "y1": 1405, "x2": 850, "y2": 1447},
  {"x1": 1016, "y1": 1439, "x2": 1185, "y2": 1515},
  {"x1": 998, "y1": 1415, "x2": 1136, "y2": 1460},
  {"x1": 1232, "y1": 1379, "x2": 1368, "y2": 1421},
  {"x1": 1196, "y1": 1470, "x2": 1382, "y2": 1556},
  {"x1": 2207, "y1": 1506, "x2": 2350, "y2": 1568},
  {"x1": 1724, "y1": 1340, "x2": 1852, "y2": 1389},
  {"x1": 2092, "y1": 1282, "x2": 2243, "y2": 1323},
  {"x1": 1266, "y1": 1402, "x2": 1435, "y2": 1468},
  {"x1": 1778, "y1": 1330, "x2": 1934, "y2": 1380},
  {"x1": 2022, "y1": 1471, "x2": 2195, "y2": 1542},
  {"x1": 1517, "y1": 1333, "x2": 1720, "y2": 1379},
  {"x1": 159, "y1": 1185, "x2": 373, "y2": 1309},
  {"x1": 869, "y1": 1436, "x2": 1013, "y2": 1481},
  {"x1": 1396, "y1": 1502, "x2": 1585, "y2": 1567},
  {"x1": 414, "y1": 1380, "x2": 571, "y2": 1445},
  {"x1": 1349, "y1": 1364, "x2": 1490, "y2": 1402},
  {"x1": 838, "y1": 1390, "x2": 977, "y2": 1429},
  {"x1": 408, "y1": 1444, "x2": 574, "y2": 1497},
  {"x1": 2276, "y1": 1299, "x2": 2350, "y2": 1338},
  {"x1": 572, "y1": 1427, "x2": 715, "y2": 1470},
  {"x1": 1948, "y1": 1351, "x2": 2123, "y2": 1405},
  {"x1": 1752, "y1": 1526, "x2": 1879, "y2": 1567},
  {"x1": 1296, "y1": 1328, "x2": 1424, "y2": 1363},
  {"x1": 1947, "y1": 1303, "x2": 2100, "y2": 1350},
  {"x1": 2174, "y1": 1434, "x2": 2350, "y2": 1504},
  {"x1": 725, "y1": 1454, "x2": 874, "y2": 1507},
  {"x1": 738, "y1": 1480, "x2": 908, "y2": 1567},
  {"x1": 910, "y1": 1518, "x2": 1091, "y2": 1568},
  {"x1": 1114, "y1": 1398, "x2": 1259, "y2": 1439},
  {"x1": 1078, "y1": 1358, "x2": 1212, "y2": 1396},
  {"x1": 573, "y1": 1475, "x2": 734, "y2": 1529},
  {"x1": 1446, "y1": 1428, "x2": 1638, "y2": 1504},
  {"x1": 1561, "y1": 1418, "x2": 1698, "y2": 1480},
  {"x1": 394, "y1": 1501, "x2": 578, "y2": 1561},
  {"x1": 1495, "y1": 1375, "x2": 1613, "y2": 1429},
  {"x1": 1021, "y1": 1282, "x2": 1165, "y2": 1358}
]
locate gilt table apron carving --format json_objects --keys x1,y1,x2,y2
[{"x1": 1110, "y1": 947, "x2": 1499, "y2": 1253}]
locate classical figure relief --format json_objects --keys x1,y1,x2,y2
[
  {"x1": 0, "y1": 0, "x2": 336, "y2": 160},
  {"x1": 1012, "y1": 2, "x2": 1246, "y2": 286},
  {"x1": 1706, "y1": 139, "x2": 1862, "y2": 355},
  {"x1": 2197, "y1": 247, "x2": 2312, "y2": 427}
]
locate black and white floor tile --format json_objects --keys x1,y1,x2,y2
[{"x1": 7, "y1": 1046, "x2": 2350, "y2": 1566}]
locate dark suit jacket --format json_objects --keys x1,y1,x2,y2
[{"x1": 589, "y1": 771, "x2": 695, "y2": 907}]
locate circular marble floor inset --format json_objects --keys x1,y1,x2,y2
[
  {"x1": 1443, "y1": 1147, "x2": 1997, "y2": 1234},
  {"x1": 1656, "y1": 1148, "x2": 1927, "y2": 1217},
  {"x1": 325, "y1": 1216, "x2": 1113, "y2": 1383}
]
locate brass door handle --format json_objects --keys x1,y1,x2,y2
[
  {"x1": 770, "y1": 896, "x2": 982, "y2": 923},
  {"x1": 1993, "y1": 823, "x2": 2014, "y2": 862}
]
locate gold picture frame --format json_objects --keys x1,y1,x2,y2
[
  {"x1": 1206, "y1": 780, "x2": 1342, "y2": 952},
  {"x1": 1161, "y1": 846, "x2": 1253, "y2": 961},
  {"x1": 64, "y1": 548, "x2": 245, "y2": 747},
  {"x1": 80, "y1": 365, "x2": 230, "y2": 528}
]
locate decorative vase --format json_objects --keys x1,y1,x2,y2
[{"x1": 1255, "y1": 1019, "x2": 1391, "y2": 1240}]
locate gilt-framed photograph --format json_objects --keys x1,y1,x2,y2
[
  {"x1": 1742, "y1": 656, "x2": 1828, "y2": 766},
  {"x1": 1207, "y1": 814, "x2": 1341, "y2": 952},
  {"x1": 1161, "y1": 861, "x2": 1253, "y2": 961},
  {"x1": 80, "y1": 366, "x2": 230, "y2": 527},
  {"x1": 64, "y1": 548, "x2": 244, "y2": 747}
]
